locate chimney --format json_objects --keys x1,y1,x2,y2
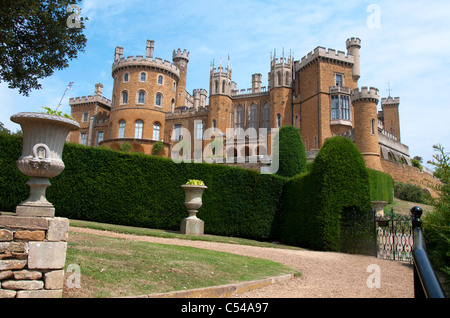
[
  {"x1": 94, "y1": 83, "x2": 103, "y2": 96},
  {"x1": 146, "y1": 40, "x2": 155, "y2": 59}
]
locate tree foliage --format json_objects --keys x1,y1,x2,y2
[{"x1": 0, "y1": 0, "x2": 87, "y2": 95}]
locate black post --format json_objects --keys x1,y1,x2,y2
[{"x1": 410, "y1": 206, "x2": 445, "y2": 298}]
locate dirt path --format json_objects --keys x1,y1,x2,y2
[{"x1": 69, "y1": 227, "x2": 414, "y2": 298}]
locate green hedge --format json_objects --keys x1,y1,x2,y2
[
  {"x1": 367, "y1": 168, "x2": 394, "y2": 203},
  {"x1": 280, "y1": 136, "x2": 373, "y2": 253},
  {"x1": 276, "y1": 126, "x2": 307, "y2": 178},
  {"x1": 0, "y1": 134, "x2": 285, "y2": 241}
]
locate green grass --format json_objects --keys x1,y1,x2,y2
[
  {"x1": 385, "y1": 197, "x2": 434, "y2": 216},
  {"x1": 65, "y1": 231, "x2": 300, "y2": 298},
  {"x1": 66, "y1": 219, "x2": 304, "y2": 298}
]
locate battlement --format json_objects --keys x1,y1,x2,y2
[
  {"x1": 165, "y1": 105, "x2": 209, "y2": 118},
  {"x1": 381, "y1": 96, "x2": 400, "y2": 105},
  {"x1": 295, "y1": 46, "x2": 354, "y2": 71},
  {"x1": 112, "y1": 55, "x2": 180, "y2": 78},
  {"x1": 69, "y1": 95, "x2": 112, "y2": 106},
  {"x1": 173, "y1": 48, "x2": 190, "y2": 61},
  {"x1": 193, "y1": 88, "x2": 207, "y2": 96},
  {"x1": 346, "y1": 37, "x2": 361, "y2": 48},
  {"x1": 351, "y1": 86, "x2": 379, "y2": 103}
]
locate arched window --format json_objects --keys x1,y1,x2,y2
[
  {"x1": 135, "y1": 120, "x2": 143, "y2": 139},
  {"x1": 371, "y1": 118, "x2": 376, "y2": 135},
  {"x1": 173, "y1": 82, "x2": 176, "y2": 91},
  {"x1": 215, "y1": 80, "x2": 219, "y2": 94},
  {"x1": 123, "y1": 72, "x2": 129, "y2": 82},
  {"x1": 249, "y1": 104, "x2": 257, "y2": 129},
  {"x1": 158, "y1": 75, "x2": 163, "y2": 85},
  {"x1": 212, "y1": 119, "x2": 217, "y2": 132},
  {"x1": 118, "y1": 120, "x2": 125, "y2": 138},
  {"x1": 140, "y1": 72, "x2": 146, "y2": 82},
  {"x1": 262, "y1": 103, "x2": 270, "y2": 129},
  {"x1": 235, "y1": 105, "x2": 244, "y2": 129},
  {"x1": 222, "y1": 80, "x2": 226, "y2": 94},
  {"x1": 285, "y1": 72, "x2": 290, "y2": 85},
  {"x1": 277, "y1": 72, "x2": 282, "y2": 86},
  {"x1": 171, "y1": 99, "x2": 175, "y2": 112},
  {"x1": 138, "y1": 90, "x2": 146, "y2": 104},
  {"x1": 155, "y1": 93, "x2": 163, "y2": 106},
  {"x1": 277, "y1": 113, "x2": 281, "y2": 128},
  {"x1": 121, "y1": 91, "x2": 128, "y2": 104},
  {"x1": 153, "y1": 122, "x2": 161, "y2": 140}
]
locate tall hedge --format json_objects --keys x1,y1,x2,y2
[
  {"x1": 0, "y1": 134, "x2": 285, "y2": 241},
  {"x1": 367, "y1": 168, "x2": 394, "y2": 203},
  {"x1": 276, "y1": 126, "x2": 307, "y2": 178},
  {"x1": 281, "y1": 136, "x2": 373, "y2": 252}
]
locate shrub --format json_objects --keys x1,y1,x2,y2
[
  {"x1": 394, "y1": 182, "x2": 430, "y2": 203},
  {"x1": 276, "y1": 126, "x2": 307, "y2": 178},
  {"x1": 151, "y1": 141, "x2": 165, "y2": 156}
]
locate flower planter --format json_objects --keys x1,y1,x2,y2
[
  {"x1": 180, "y1": 184, "x2": 207, "y2": 235},
  {"x1": 10, "y1": 112, "x2": 79, "y2": 217}
]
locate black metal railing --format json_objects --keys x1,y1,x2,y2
[{"x1": 410, "y1": 206, "x2": 445, "y2": 298}]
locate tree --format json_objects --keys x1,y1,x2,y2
[
  {"x1": 276, "y1": 125, "x2": 307, "y2": 178},
  {"x1": 0, "y1": 0, "x2": 87, "y2": 96},
  {"x1": 423, "y1": 144, "x2": 450, "y2": 291}
]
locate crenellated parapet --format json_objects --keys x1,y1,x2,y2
[
  {"x1": 295, "y1": 46, "x2": 355, "y2": 71},
  {"x1": 351, "y1": 86, "x2": 379, "y2": 104},
  {"x1": 69, "y1": 95, "x2": 111, "y2": 106},
  {"x1": 381, "y1": 96, "x2": 400, "y2": 106},
  {"x1": 172, "y1": 48, "x2": 190, "y2": 62},
  {"x1": 112, "y1": 55, "x2": 180, "y2": 79}
]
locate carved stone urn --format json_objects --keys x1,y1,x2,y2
[
  {"x1": 180, "y1": 184, "x2": 207, "y2": 235},
  {"x1": 10, "y1": 112, "x2": 79, "y2": 217}
]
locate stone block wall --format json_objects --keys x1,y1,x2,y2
[{"x1": 0, "y1": 215, "x2": 69, "y2": 298}]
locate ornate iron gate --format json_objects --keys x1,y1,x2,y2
[{"x1": 375, "y1": 209, "x2": 413, "y2": 262}]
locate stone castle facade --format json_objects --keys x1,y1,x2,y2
[{"x1": 69, "y1": 37, "x2": 421, "y2": 178}]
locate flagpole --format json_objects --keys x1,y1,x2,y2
[{"x1": 56, "y1": 82, "x2": 74, "y2": 111}]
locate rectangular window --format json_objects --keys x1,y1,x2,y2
[
  {"x1": 331, "y1": 95, "x2": 339, "y2": 119},
  {"x1": 97, "y1": 131, "x2": 104, "y2": 144},
  {"x1": 335, "y1": 74, "x2": 343, "y2": 87},
  {"x1": 80, "y1": 133, "x2": 87, "y2": 145},
  {"x1": 83, "y1": 112, "x2": 89, "y2": 122},
  {"x1": 340, "y1": 95, "x2": 350, "y2": 120},
  {"x1": 195, "y1": 121, "x2": 203, "y2": 140},
  {"x1": 174, "y1": 124, "x2": 182, "y2": 141}
]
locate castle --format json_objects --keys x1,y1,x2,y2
[{"x1": 69, "y1": 37, "x2": 432, "y2": 185}]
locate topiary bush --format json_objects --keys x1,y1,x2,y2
[
  {"x1": 275, "y1": 125, "x2": 307, "y2": 178},
  {"x1": 280, "y1": 136, "x2": 373, "y2": 253}
]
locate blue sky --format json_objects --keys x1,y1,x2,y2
[{"x1": 1, "y1": 0, "x2": 449, "y2": 168}]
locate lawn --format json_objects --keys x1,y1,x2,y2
[{"x1": 64, "y1": 226, "x2": 300, "y2": 298}]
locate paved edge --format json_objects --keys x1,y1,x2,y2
[{"x1": 122, "y1": 274, "x2": 296, "y2": 298}]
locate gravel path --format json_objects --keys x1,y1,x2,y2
[{"x1": 69, "y1": 227, "x2": 414, "y2": 298}]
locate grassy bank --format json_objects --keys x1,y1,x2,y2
[{"x1": 65, "y1": 223, "x2": 300, "y2": 298}]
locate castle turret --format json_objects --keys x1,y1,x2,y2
[
  {"x1": 208, "y1": 58, "x2": 233, "y2": 133},
  {"x1": 269, "y1": 49, "x2": 293, "y2": 128},
  {"x1": 381, "y1": 96, "x2": 401, "y2": 142},
  {"x1": 193, "y1": 88, "x2": 207, "y2": 110},
  {"x1": 252, "y1": 73, "x2": 262, "y2": 93},
  {"x1": 351, "y1": 86, "x2": 382, "y2": 171},
  {"x1": 172, "y1": 48, "x2": 190, "y2": 108},
  {"x1": 346, "y1": 37, "x2": 361, "y2": 81}
]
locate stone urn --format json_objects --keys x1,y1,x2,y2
[
  {"x1": 10, "y1": 112, "x2": 79, "y2": 217},
  {"x1": 180, "y1": 184, "x2": 207, "y2": 235}
]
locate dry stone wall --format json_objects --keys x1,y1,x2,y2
[{"x1": 0, "y1": 215, "x2": 69, "y2": 298}]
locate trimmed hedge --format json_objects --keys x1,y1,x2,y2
[
  {"x1": 280, "y1": 136, "x2": 373, "y2": 252},
  {"x1": 276, "y1": 126, "x2": 307, "y2": 178},
  {"x1": 367, "y1": 168, "x2": 394, "y2": 203},
  {"x1": 0, "y1": 134, "x2": 285, "y2": 241}
]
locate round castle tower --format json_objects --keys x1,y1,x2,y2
[
  {"x1": 346, "y1": 37, "x2": 361, "y2": 81},
  {"x1": 104, "y1": 40, "x2": 186, "y2": 153},
  {"x1": 351, "y1": 86, "x2": 382, "y2": 171},
  {"x1": 269, "y1": 49, "x2": 293, "y2": 128}
]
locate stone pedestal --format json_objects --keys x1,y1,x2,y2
[
  {"x1": 180, "y1": 217, "x2": 204, "y2": 236},
  {"x1": 0, "y1": 215, "x2": 69, "y2": 298}
]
